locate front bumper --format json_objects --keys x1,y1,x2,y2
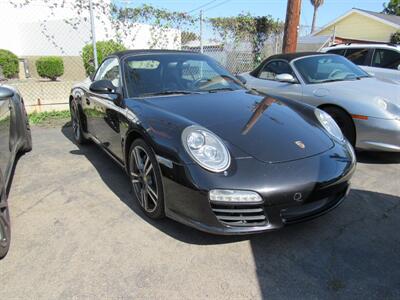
[
  {"x1": 160, "y1": 143, "x2": 356, "y2": 235},
  {"x1": 355, "y1": 117, "x2": 400, "y2": 152}
]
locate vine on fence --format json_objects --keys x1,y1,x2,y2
[{"x1": 209, "y1": 13, "x2": 283, "y2": 64}]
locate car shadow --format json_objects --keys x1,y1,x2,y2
[
  {"x1": 249, "y1": 189, "x2": 400, "y2": 298},
  {"x1": 61, "y1": 122, "x2": 400, "y2": 296},
  {"x1": 356, "y1": 150, "x2": 400, "y2": 164},
  {"x1": 61, "y1": 122, "x2": 246, "y2": 245}
]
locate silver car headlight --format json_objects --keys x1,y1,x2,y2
[
  {"x1": 182, "y1": 125, "x2": 231, "y2": 172},
  {"x1": 315, "y1": 109, "x2": 344, "y2": 142}
]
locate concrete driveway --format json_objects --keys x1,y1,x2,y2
[{"x1": 1, "y1": 124, "x2": 400, "y2": 299}]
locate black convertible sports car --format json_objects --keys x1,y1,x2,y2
[
  {"x1": 69, "y1": 50, "x2": 356, "y2": 234},
  {"x1": 0, "y1": 86, "x2": 32, "y2": 258}
]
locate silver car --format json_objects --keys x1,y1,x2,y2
[{"x1": 241, "y1": 52, "x2": 400, "y2": 152}]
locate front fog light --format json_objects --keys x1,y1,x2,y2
[{"x1": 209, "y1": 190, "x2": 263, "y2": 203}]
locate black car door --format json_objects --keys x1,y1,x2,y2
[
  {"x1": 87, "y1": 57, "x2": 125, "y2": 161},
  {"x1": 0, "y1": 96, "x2": 12, "y2": 179}
]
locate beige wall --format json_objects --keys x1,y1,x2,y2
[{"x1": 316, "y1": 12, "x2": 398, "y2": 42}]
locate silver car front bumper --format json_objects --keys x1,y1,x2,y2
[{"x1": 355, "y1": 117, "x2": 400, "y2": 152}]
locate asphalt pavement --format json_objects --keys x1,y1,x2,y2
[{"x1": 1, "y1": 124, "x2": 399, "y2": 299}]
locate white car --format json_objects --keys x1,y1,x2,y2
[{"x1": 321, "y1": 43, "x2": 400, "y2": 84}]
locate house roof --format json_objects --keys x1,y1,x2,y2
[
  {"x1": 354, "y1": 8, "x2": 400, "y2": 26},
  {"x1": 312, "y1": 8, "x2": 400, "y2": 36}
]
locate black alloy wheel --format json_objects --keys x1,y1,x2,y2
[
  {"x1": 70, "y1": 101, "x2": 87, "y2": 144},
  {"x1": 129, "y1": 139, "x2": 165, "y2": 219}
]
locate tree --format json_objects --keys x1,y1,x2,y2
[
  {"x1": 310, "y1": 0, "x2": 324, "y2": 33},
  {"x1": 111, "y1": 4, "x2": 195, "y2": 48},
  {"x1": 36, "y1": 56, "x2": 64, "y2": 81},
  {"x1": 181, "y1": 31, "x2": 198, "y2": 44},
  {"x1": 391, "y1": 31, "x2": 400, "y2": 44},
  {"x1": 383, "y1": 0, "x2": 400, "y2": 15},
  {"x1": 209, "y1": 13, "x2": 283, "y2": 64}
]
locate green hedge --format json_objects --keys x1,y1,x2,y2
[
  {"x1": 391, "y1": 31, "x2": 400, "y2": 44},
  {"x1": 0, "y1": 49, "x2": 19, "y2": 79},
  {"x1": 82, "y1": 40, "x2": 126, "y2": 76},
  {"x1": 36, "y1": 56, "x2": 64, "y2": 81}
]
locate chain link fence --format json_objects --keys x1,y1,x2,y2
[{"x1": 0, "y1": 0, "x2": 327, "y2": 113}]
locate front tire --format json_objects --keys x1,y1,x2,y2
[
  {"x1": 129, "y1": 139, "x2": 165, "y2": 219},
  {"x1": 0, "y1": 185, "x2": 11, "y2": 259},
  {"x1": 322, "y1": 106, "x2": 356, "y2": 146}
]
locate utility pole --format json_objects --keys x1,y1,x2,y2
[
  {"x1": 200, "y1": 10, "x2": 204, "y2": 53},
  {"x1": 282, "y1": 0, "x2": 302, "y2": 53},
  {"x1": 89, "y1": 0, "x2": 99, "y2": 70}
]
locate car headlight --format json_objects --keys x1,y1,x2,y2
[
  {"x1": 315, "y1": 109, "x2": 344, "y2": 142},
  {"x1": 182, "y1": 125, "x2": 231, "y2": 172}
]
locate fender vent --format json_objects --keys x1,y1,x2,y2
[{"x1": 210, "y1": 203, "x2": 267, "y2": 227}]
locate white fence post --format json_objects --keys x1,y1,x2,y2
[{"x1": 89, "y1": 0, "x2": 99, "y2": 70}]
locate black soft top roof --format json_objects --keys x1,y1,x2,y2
[{"x1": 250, "y1": 52, "x2": 330, "y2": 76}]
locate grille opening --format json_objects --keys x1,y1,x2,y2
[{"x1": 210, "y1": 202, "x2": 267, "y2": 227}]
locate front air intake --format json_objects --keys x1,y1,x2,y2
[{"x1": 210, "y1": 202, "x2": 267, "y2": 227}]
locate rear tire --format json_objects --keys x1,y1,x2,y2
[
  {"x1": 322, "y1": 106, "x2": 356, "y2": 146},
  {"x1": 129, "y1": 139, "x2": 165, "y2": 219},
  {"x1": 21, "y1": 103, "x2": 32, "y2": 153},
  {"x1": 70, "y1": 100, "x2": 89, "y2": 145},
  {"x1": 0, "y1": 184, "x2": 11, "y2": 259}
]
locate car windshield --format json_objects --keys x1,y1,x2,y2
[
  {"x1": 293, "y1": 54, "x2": 369, "y2": 84},
  {"x1": 123, "y1": 53, "x2": 244, "y2": 98}
]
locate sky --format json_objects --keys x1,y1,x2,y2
[{"x1": 114, "y1": 0, "x2": 386, "y2": 29}]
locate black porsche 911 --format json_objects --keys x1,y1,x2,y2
[
  {"x1": 0, "y1": 86, "x2": 32, "y2": 258},
  {"x1": 69, "y1": 50, "x2": 356, "y2": 235}
]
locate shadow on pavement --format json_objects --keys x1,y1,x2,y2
[
  {"x1": 250, "y1": 188, "x2": 400, "y2": 298},
  {"x1": 61, "y1": 123, "x2": 400, "y2": 297},
  {"x1": 356, "y1": 150, "x2": 400, "y2": 164},
  {"x1": 61, "y1": 123, "x2": 246, "y2": 245}
]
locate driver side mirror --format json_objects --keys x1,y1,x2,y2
[
  {"x1": 90, "y1": 80, "x2": 117, "y2": 94},
  {"x1": 0, "y1": 86, "x2": 14, "y2": 100},
  {"x1": 275, "y1": 73, "x2": 297, "y2": 83},
  {"x1": 397, "y1": 64, "x2": 400, "y2": 71}
]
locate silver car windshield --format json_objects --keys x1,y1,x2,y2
[{"x1": 293, "y1": 55, "x2": 369, "y2": 84}]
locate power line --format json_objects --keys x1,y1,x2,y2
[
  {"x1": 203, "y1": 0, "x2": 232, "y2": 13},
  {"x1": 187, "y1": 0, "x2": 219, "y2": 14}
]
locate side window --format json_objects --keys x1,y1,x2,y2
[
  {"x1": 326, "y1": 49, "x2": 346, "y2": 56},
  {"x1": 258, "y1": 61, "x2": 294, "y2": 80},
  {"x1": 94, "y1": 58, "x2": 120, "y2": 87},
  {"x1": 344, "y1": 48, "x2": 369, "y2": 65},
  {"x1": 372, "y1": 49, "x2": 400, "y2": 70}
]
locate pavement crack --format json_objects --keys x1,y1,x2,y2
[{"x1": 15, "y1": 187, "x2": 59, "y2": 218}]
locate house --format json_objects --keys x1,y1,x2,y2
[
  {"x1": 313, "y1": 8, "x2": 400, "y2": 43},
  {"x1": 0, "y1": 0, "x2": 180, "y2": 58}
]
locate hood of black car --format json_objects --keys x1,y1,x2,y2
[{"x1": 143, "y1": 90, "x2": 334, "y2": 163}]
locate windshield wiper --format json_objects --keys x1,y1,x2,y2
[
  {"x1": 141, "y1": 90, "x2": 198, "y2": 97},
  {"x1": 319, "y1": 78, "x2": 345, "y2": 83},
  {"x1": 206, "y1": 87, "x2": 235, "y2": 93}
]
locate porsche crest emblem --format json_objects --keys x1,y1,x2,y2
[{"x1": 295, "y1": 140, "x2": 306, "y2": 149}]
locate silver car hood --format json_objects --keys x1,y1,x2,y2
[{"x1": 310, "y1": 77, "x2": 400, "y2": 106}]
